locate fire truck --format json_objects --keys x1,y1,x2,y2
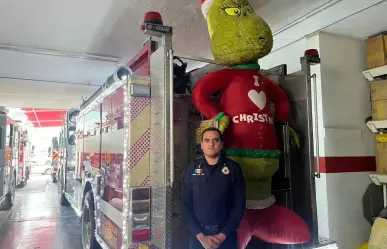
[
  {"x1": 57, "y1": 12, "x2": 337, "y2": 249},
  {"x1": 0, "y1": 106, "x2": 17, "y2": 210},
  {"x1": 51, "y1": 136, "x2": 59, "y2": 183},
  {"x1": 15, "y1": 125, "x2": 30, "y2": 188}
]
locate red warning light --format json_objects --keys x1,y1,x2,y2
[
  {"x1": 144, "y1": 11, "x2": 163, "y2": 24},
  {"x1": 141, "y1": 11, "x2": 163, "y2": 31},
  {"x1": 304, "y1": 49, "x2": 319, "y2": 57}
]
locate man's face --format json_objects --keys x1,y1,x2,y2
[{"x1": 201, "y1": 130, "x2": 223, "y2": 158}]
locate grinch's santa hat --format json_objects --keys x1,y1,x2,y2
[{"x1": 201, "y1": 0, "x2": 215, "y2": 19}]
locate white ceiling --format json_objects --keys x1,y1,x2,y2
[
  {"x1": 0, "y1": 0, "x2": 331, "y2": 109},
  {"x1": 0, "y1": 0, "x2": 329, "y2": 57},
  {"x1": 0, "y1": 78, "x2": 98, "y2": 109},
  {"x1": 324, "y1": 0, "x2": 387, "y2": 40}
]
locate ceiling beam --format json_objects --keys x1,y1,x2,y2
[
  {"x1": 30, "y1": 120, "x2": 63, "y2": 123},
  {"x1": 0, "y1": 44, "x2": 120, "y2": 63},
  {"x1": 0, "y1": 96, "x2": 81, "y2": 110},
  {"x1": 32, "y1": 108, "x2": 41, "y2": 128},
  {"x1": 0, "y1": 76, "x2": 100, "y2": 87},
  {"x1": 23, "y1": 110, "x2": 66, "y2": 113}
]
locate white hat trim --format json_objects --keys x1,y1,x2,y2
[{"x1": 201, "y1": 0, "x2": 215, "y2": 19}]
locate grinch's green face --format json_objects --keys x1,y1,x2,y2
[{"x1": 207, "y1": 0, "x2": 273, "y2": 66}]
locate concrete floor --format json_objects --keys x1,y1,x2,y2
[{"x1": 0, "y1": 174, "x2": 83, "y2": 249}]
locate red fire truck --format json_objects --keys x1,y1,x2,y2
[
  {"x1": 57, "y1": 12, "x2": 337, "y2": 249},
  {"x1": 0, "y1": 106, "x2": 17, "y2": 210},
  {"x1": 51, "y1": 136, "x2": 59, "y2": 183},
  {"x1": 15, "y1": 126, "x2": 30, "y2": 188}
]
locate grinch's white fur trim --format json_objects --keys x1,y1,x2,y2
[
  {"x1": 246, "y1": 195, "x2": 276, "y2": 210},
  {"x1": 201, "y1": 0, "x2": 215, "y2": 19}
]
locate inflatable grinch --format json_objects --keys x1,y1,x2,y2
[{"x1": 192, "y1": 0, "x2": 311, "y2": 248}]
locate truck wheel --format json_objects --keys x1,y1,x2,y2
[
  {"x1": 1, "y1": 177, "x2": 15, "y2": 210},
  {"x1": 17, "y1": 181, "x2": 26, "y2": 188},
  {"x1": 82, "y1": 191, "x2": 100, "y2": 249},
  {"x1": 58, "y1": 174, "x2": 69, "y2": 206},
  {"x1": 52, "y1": 174, "x2": 58, "y2": 183}
]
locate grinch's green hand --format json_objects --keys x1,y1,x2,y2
[
  {"x1": 214, "y1": 112, "x2": 230, "y2": 133},
  {"x1": 288, "y1": 127, "x2": 300, "y2": 148}
]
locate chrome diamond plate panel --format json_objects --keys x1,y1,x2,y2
[{"x1": 149, "y1": 46, "x2": 172, "y2": 249}]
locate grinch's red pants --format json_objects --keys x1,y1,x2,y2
[{"x1": 237, "y1": 205, "x2": 310, "y2": 249}]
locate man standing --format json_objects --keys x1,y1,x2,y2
[{"x1": 181, "y1": 127, "x2": 246, "y2": 249}]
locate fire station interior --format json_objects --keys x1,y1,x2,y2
[{"x1": 1, "y1": 1, "x2": 387, "y2": 249}]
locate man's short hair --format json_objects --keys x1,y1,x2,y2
[{"x1": 201, "y1": 127, "x2": 224, "y2": 142}]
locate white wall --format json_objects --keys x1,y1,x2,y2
[
  {"x1": 318, "y1": 33, "x2": 371, "y2": 129},
  {"x1": 326, "y1": 173, "x2": 373, "y2": 249},
  {"x1": 307, "y1": 32, "x2": 376, "y2": 249},
  {"x1": 259, "y1": 0, "x2": 386, "y2": 80},
  {"x1": 311, "y1": 32, "x2": 375, "y2": 158},
  {"x1": 269, "y1": 0, "x2": 384, "y2": 53},
  {"x1": 260, "y1": 39, "x2": 307, "y2": 74}
]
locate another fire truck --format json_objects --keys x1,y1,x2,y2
[
  {"x1": 57, "y1": 12, "x2": 337, "y2": 249},
  {"x1": 0, "y1": 106, "x2": 17, "y2": 210},
  {"x1": 51, "y1": 136, "x2": 59, "y2": 183},
  {"x1": 15, "y1": 125, "x2": 30, "y2": 188}
]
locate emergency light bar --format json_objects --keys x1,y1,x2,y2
[{"x1": 141, "y1": 12, "x2": 172, "y2": 37}]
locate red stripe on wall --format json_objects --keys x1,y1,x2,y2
[{"x1": 314, "y1": 156, "x2": 376, "y2": 173}]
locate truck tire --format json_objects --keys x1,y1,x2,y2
[
  {"x1": 82, "y1": 191, "x2": 100, "y2": 249},
  {"x1": 1, "y1": 177, "x2": 15, "y2": 210},
  {"x1": 58, "y1": 190, "x2": 69, "y2": 206},
  {"x1": 58, "y1": 173, "x2": 69, "y2": 206},
  {"x1": 52, "y1": 173, "x2": 58, "y2": 183},
  {"x1": 17, "y1": 180, "x2": 26, "y2": 188}
]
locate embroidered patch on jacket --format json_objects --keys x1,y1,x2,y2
[
  {"x1": 222, "y1": 166, "x2": 230, "y2": 175},
  {"x1": 193, "y1": 168, "x2": 204, "y2": 176}
]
